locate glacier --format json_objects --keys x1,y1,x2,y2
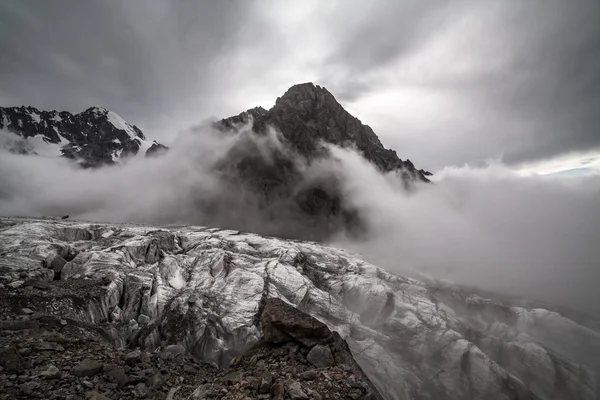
[{"x1": 0, "y1": 217, "x2": 598, "y2": 399}]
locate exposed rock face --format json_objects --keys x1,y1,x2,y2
[
  {"x1": 212, "y1": 83, "x2": 433, "y2": 240},
  {"x1": 218, "y1": 83, "x2": 431, "y2": 181},
  {"x1": 0, "y1": 106, "x2": 166, "y2": 167},
  {"x1": 1, "y1": 217, "x2": 598, "y2": 399}
]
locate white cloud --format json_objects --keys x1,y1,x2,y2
[{"x1": 2, "y1": 126, "x2": 598, "y2": 316}]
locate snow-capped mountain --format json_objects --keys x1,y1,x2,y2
[{"x1": 0, "y1": 106, "x2": 166, "y2": 167}]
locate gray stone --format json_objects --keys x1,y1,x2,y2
[
  {"x1": 164, "y1": 344, "x2": 185, "y2": 356},
  {"x1": 103, "y1": 364, "x2": 129, "y2": 388},
  {"x1": 81, "y1": 380, "x2": 94, "y2": 389},
  {"x1": 18, "y1": 381, "x2": 39, "y2": 394},
  {"x1": 300, "y1": 369, "x2": 317, "y2": 380},
  {"x1": 40, "y1": 365, "x2": 61, "y2": 379},
  {"x1": 147, "y1": 370, "x2": 170, "y2": 389},
  {"x1": 287, "y1": 381, "x2": 309, "y2": 400},
  {"x1": 85, "y1": 391, "x2": 111, "y2": 400},
  {"x1": 259, "y1": 373, "x2": 273, "y2": 394},
  {"x1": 33, "y1": 341, "x2": 64, "y2": 352},
  {"x1": 271, "y1": 380, "x2": 285, "y2": 400},
  {"x1": 72, "y1": 359, "x2": 103, "y2": 377},
  {"x1": 124, "y1": 349, "x2": 141, "y2": 366},
  {"x1": 50, "y1": 256, "x2": 67, "y2": 277},
  {"x1": 307, "y1": 345, "x2": 334, "y2": 368},
  {"x1": 21, "y1": 308, "x2": 34, "y2": 315},
  {"x1": 0, "y1": 346, "x2": 25, "y2": 374},
  {"x1": 223, "y1": 370, "x2": 243, "y2": 385},
  {"x1": 134, "y1": 382, "x2": 150, "y2": 398},
  {"x1": 8, "y1": 280, "x2": 24, "y2": 289},
  {"x1": 305, "y1": 388, "x2": 323, "y2": 400},
  {"x1": 137, "y1": 314, "x2": 150, "y2": 324}
]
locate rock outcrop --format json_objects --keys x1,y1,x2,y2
[
  {"x1": 1, "y1": 217, "x2": 598, "y2": 399},
  {"x1": 0, "y1": 106, "x2": 166, "y2": 167},
  {"x1": 211, "y1": 83, "x2": 433, "y2": 240},
  {"x1": 218, "y1": 83, "x2": 431, "y2": 182}
]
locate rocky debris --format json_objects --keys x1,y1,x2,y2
[
  {"x1": 1, "y1": 217, "x2": 599, "y2": 400},
  {"x1": 72, "y1": 359, "x2": 104, "y2": 378},
  {"x1": 40, "y1": 365, "x2": 61, "y2": 379},
  {"x1": 0, "y1": 346, "x2": 25, "y2": 374},
  {"x1": 306, "y1": 345, "x2": 334, "y2": 368},
  {"x1": 0, "y1": 298, "x2": 381, "y2": 400},
  {"x1": 7, "y1": 281, "x2": 24, "y2": 289}
]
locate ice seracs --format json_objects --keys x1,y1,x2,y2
[{"x1": 0, "y1": 217, "x2": 597, "y2": 400}]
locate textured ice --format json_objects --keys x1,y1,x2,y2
[{"x1": 0, "y1": 217, "x2": 598, "y2": 400}]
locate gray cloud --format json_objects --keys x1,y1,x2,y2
[
  {"x1": 0, "y1": 0, "x2": 599, "y2": 170},
  {"x1": 1, "y1": 128, "x2": 599, "y2": 316},
  {"x1": 0, "y1": 0, "x2": 256, "y2": 139}
]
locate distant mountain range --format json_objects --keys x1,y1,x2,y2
[
  {"x1": 0, "y1": 106, "x2": 167, "y2": 167},
  {"x1": 0, "y1": 83, "x2": 430, "y2": 177}
]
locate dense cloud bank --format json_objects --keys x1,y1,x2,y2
[{"x1": 1, "y1": 125, "x2": 599, "y2": 315}]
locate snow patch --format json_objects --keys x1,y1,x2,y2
[
  {"x1": 29, "y1": 111, "x2": 41, "y2": 123},
  {"x1": 112, "y1": 148, "x2": 123, "y2": 162},
  {"x1": 107, "y1": 111, "x2": 137, "y2": 139},
  {"x1": 25, "y1": 135, "x2": 64, "y2": 157},
  {"x1": 135, "y1": 138, "x2": 153, "y2": 158}
]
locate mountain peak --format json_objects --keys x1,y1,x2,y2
[
  {"x1": 277, "y1": 82, "x2": 335, "y2": 105},
  {"x1": 221, "y1": 83, "x2": 431, "y2": 181},
  {"x1": 83, "y1": 106, "x2": 109, "y2": 117},
  {"x1": 0, "y1": 105, "x2": 165, "y2": 167}
]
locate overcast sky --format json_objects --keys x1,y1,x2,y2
[{"x1": 1, "y1": 0, "x2": 599, "y2": 172}]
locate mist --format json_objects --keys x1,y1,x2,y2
[
  {"x1": 1, "y1": 125, "x2": 599, "y2": 316},
  {"x1": 330, "y1": 148, "x2": 600, "y2": 316}
]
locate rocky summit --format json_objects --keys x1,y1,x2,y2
[
  {"x1": 218, "y1": 83, "x2": 431, "y2": 182},
  {"x1": 1, "y1": 217, "x2": 599, "y2": 400},
  {"x1": 0, "y1": 106, "x2": 166, "y2": 168},
  {"x1": 208, "y1": 83, "x2": 433, "y2": 240}
]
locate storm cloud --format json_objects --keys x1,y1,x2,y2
[{"x1": 1, "y1": 0, "x2": 599, "y2": 171}]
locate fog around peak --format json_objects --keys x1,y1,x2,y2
[{"x1": 1, "y1": 125, "x2": 599, "y2": 315}]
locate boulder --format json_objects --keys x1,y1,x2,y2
[
  {"x1": 261, "y1": 298, "x2": 331, "y2": 347},
  {"x1": 0, "y1": 346, "x2": 25, "y2": 374},
  {"x1": 72, "y1": 359, "x2": 103, "y2": 377},
  {"x1": 307, "y1": 344, "x2": 334, "y2": 368}
]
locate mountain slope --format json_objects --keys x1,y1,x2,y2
[
  {"x1": 218, "y1": 83, "x2": 431, "y2": 182},
  {"x1": 1, "y1": 217, "x2": 598, "y2": 400},
  {"x1": 0, "y1": 106, "x2": 166, "y2": 167}
]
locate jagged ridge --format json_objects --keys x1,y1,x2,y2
[
  {"x1": 219, "y1": 83, "x2": 432, "y2": 181},
  {"x1": 0, "y1": 106, "x2": 166, "y2": 167}
]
